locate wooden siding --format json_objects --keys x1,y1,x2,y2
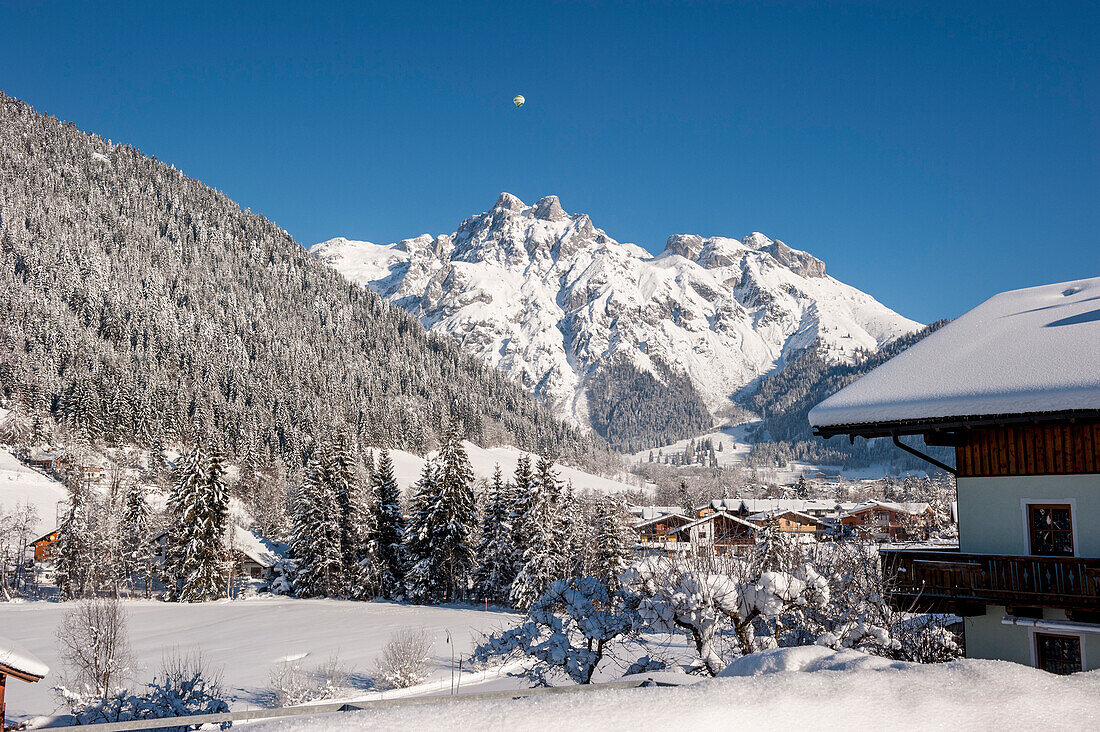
[{"x1": 955, "y1": 423, "x2": 1100, "y2": 477}]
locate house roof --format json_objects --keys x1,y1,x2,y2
[
  {"x1": 0, "y1": 635, "x2": 49, "y2": 681},
  {"x1": 746, "y1": 509, "x2": 825, "y2": 525},
  {"x1": 232, "y1": 525, "x2": 287, "y2": 569},
  {"x1": 632, "y1": 512, "x2": 692, "y2": 530},
  {"x1": 673, "y1": 511, "x2": 761, "y2": 535},
  {"x1": 629, "y1": 505, "x2": 683, "y2": 521},
  {"x1": 699, "y1": 499, "x2": 838, "y2": 514},
  {"x1": 840, "y1": 501, "x2": 931, "y2": 518},
  {"x1": 809, "y1": 277, "x2": 1100, "y2": 436}
]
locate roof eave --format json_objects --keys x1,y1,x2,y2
[{"x1": 812, "y1": 409, "x2": 1100, "y2": 441}]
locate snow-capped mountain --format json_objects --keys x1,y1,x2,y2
[{"x1": 311, "y1": 193, "x2": 921, "y2": 450}]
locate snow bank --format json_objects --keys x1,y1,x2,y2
[
  {"x1": 0, "y1": 446, "x2": 68, "y2": 530},
  {"x1": 810, "y1": 277, "x2": 1100, "y2": 427},
  {"x1": 0, "y1": 634, "x2": 49, "y2": 679},
  {"x1": 717, "y1": 646, "x2": 907, "y2": 676},
  {"x1": 249, "y1": 654, "x2": 1100, "y2": 731}
]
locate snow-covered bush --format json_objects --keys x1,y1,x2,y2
[
  {"x1": 266, "y1": 654, "x2": 350, "y2": 706},
  {"x1": 375, "y1": 627, "x2": 432, "y2": 689},
  {"x1": 58, "y1": 651, "x2": 230, "y2": 728},
  {"x1": 472, "y1": 577, "x2": 635, "y2": 685},
  {"x1": 55, "y1": 597, "x2": 135, "y2": 698}
]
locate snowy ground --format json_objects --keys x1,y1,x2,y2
[
  {"x1": 248, "y1": 648, "x2": 1100, "y2": 731},
  {"x1": 0, "y1": 445, "x2": 68, "y2": 531},
  {"x1": 627, "y1": 423, "x2": 927, "y2": 483},
  {"x1": 0, "y1": 597, "x2": 523, "y2": 724}
]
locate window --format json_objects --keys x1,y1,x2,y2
[
  {"x1": 1035, "y1": 633, "x2": 1082, "y2": 675},
  {"x1": 1028, "y1": 504, "x2": 1074, "y2": 556},
  {"x1": 250, "y1": 566, "x2": 262, "y2": 579}
]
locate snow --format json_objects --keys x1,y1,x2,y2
[
  {"x1": 810, "y1": 277, "x2": 1100, "y2": 428},
  {"x1": 232, "y1": 525, "x2": 287, "y2": 568},
  {"x1": 248, "y1": 649, "x2": 1100, "y2": 731},
  {"x1": 387, "y1": 441, "x2": 639, "y2": 495},
  {"x1": 313, "y1": 194, "x2": 920, "y2": 430},
  {"x1": 0, "y1": 634, "x2": 49, "y2": 679},
  {"x1": 0, "y1": 446, "x2": 68, "y2": 531},
  {"x1": 0, "y1": 597, "x2": 522, "y2": 723}
]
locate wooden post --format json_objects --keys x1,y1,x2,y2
[{"x1": 1, "y1": 671, "x2": 7, "y2": 731}]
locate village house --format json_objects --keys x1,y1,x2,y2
[
  {"x1": 30, "y1": 530, "x2": 59, "y2": 564},
  {"x1": 746, "y1": 509, "x2": 829, "y2": 540},
  {"x1": 810, "y1": 277, "x2": 1100, "y2": 674},
  {"x1": 26, "y1": 446, "x2": 65, "y2": 471},
  {"x1": 697, "y1": 498, "x2": 841, "y2": 521},
  {"x1": 839, "y1": 501, "x2": 933, "y2": 542},
  {"x1": 151, "y1": 525, "x2": 288, "y2": 588},
  {"x1": 632, "y1": 512, "x2": 693, "y2": 556},
  {"x1": 672, "y1": 511, "x2": 759, "y2": 555}
]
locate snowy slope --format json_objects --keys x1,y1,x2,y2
[
  {"x1": 387, "y1": 441, "x2": 639, "y2": 495},
  {"x1": 313, "y1": 194, "x2": 921, "y2": 434},
  {"x1": 811, "y1": 277, "x2": 1100, "y2": 428},
  {"x1": 0, "y1": 446, "x2": 68, "y2": 531}
]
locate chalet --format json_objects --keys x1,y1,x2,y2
[
  {"x1": 30, "y1": 529, "x2": 59, "y2": 563},
  {"x1": 0, "y1": 635, "x2": 48, "y2": 730},
  {"x1": 672, "y1": 511, "x2": 759, "y2": 555},
  {"x1": 26, "y1": 446, "x2": 65, "y2": 470},
  {"x1": 746, "y1": 509, "x2": 828, "y2": 540},
  {"x1": 697, "y1": 498, "x2": 840, "y2": 520},
  {"x1": 632, "y1": 512, "x2": 693, "y2": 555},
  {"x1": 839, "y1": 501, "x2": 933, "y2": 542},
  {"x1": 152, "y1": 525, "x2": 288, "y2": 584},
  {"x1": 810, "y1": 277, "x2": 1100, "y2": 674}
]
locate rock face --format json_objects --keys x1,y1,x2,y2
[{"x1": 311, "y1": 194, "x2": 921, "y2": 449}]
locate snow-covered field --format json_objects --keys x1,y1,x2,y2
[
  {"x1": 0, "y1": 597, "x2": 522, "y2": 724},
  {"x1": 249, "y1": 647, "x2": 1100, "y2": 731},
  {"x1": 0, "y1": 444, "x2": 68, "y2": 530},
  {"x1": 627, "y1": 423, "x2": 925, "y2": 483}
]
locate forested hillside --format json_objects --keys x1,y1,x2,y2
[
  {"x1": 743, "y1": 322, "x2": 950, "y2": 469},
  {"x1": 0, "y1": 93, "x2": 608, "y2": 471}
]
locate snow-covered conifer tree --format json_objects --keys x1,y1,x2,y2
[
  {"x1": 474, "y1": 466, "x2": 515, "y2": 604},
  {"x1": 290, "y1": 442, "x2": 344, "y2": 597},
  {"x1": 403, "y1": 461, "x2": 442, "y2": 603},
  {"x1": 55, "y1": 480, "x2": 94, "y2": 599},
  {"x1": 119, "y1": 482, "x2": 152, "y2": 597},
  {"x1": 166, "y1": 444, "x2": 230, "y2": 602},
  {"x1": 371, "y1": 449, "x2": 406, "y2": 598},
  {"x1": 593, "y1": 495, "x2": 634, "y2": 589}
]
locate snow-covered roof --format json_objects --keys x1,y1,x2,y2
[
  {"x1": 700, "y1": 499, "x2": 837, "y2": 514},
  {"x1": 632, "y1": 512, "x2": 692, "y2": 529},
  {"x1": 746, "y1": 509, "x2": 825, "y2": 525},
  {"x1": 841, "y1": 501, "x2": 930, "y2": 518},
  {"x1": 232, "y1": 525, "x2": 287, "y2": 569},
  {"x1": 673, "y1": 511, "x2": 761, "y2": 534},
  {"x1": 810, "y1": 277, "x2": 1100, "y2": 430},
  {"x1": 0, "y1": 635, "x2": 49, "y2": 680},
  {"x1": 629, "y1": 505, "x2": 684, "y2": 521}
]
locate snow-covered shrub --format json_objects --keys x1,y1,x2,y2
[
  {"x1": 58, "y1": 651, "x2": 230, "y2": 729},
  {"x1": 55, "y1": 597, "x2": 135, "y2": 698},
  {"x1": 266, "y1": 654, "x2": 350, "y2": 706},
  {"x1": 472, "y1": 577, "x2": 635, "y2": 685},
  {"x1": 375, "y1": 627, "x2": 432, "y2": 689}
]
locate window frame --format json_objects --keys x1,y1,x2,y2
[
  {"x1": 1031, "y1": 631, "x2": 1084, "y2": 675},
  {"x1": 1020, "y1": 498, "x2": 1078, "y2": 557}
]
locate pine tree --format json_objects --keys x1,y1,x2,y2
[
  {"x1": 593, "y1": 496, "x2": 633, "y2": 590},
  {"x1": 677, "y1": 481, "x2": 693, "y2": 516},
  {"x1": 119, "y1": 482, "x2": 152, "y2": 597},
  {"x1": 55, "y1": 480, "x2": 94, "y2": 599},
  {"x1": 291, "y1": 442, "x2": 344, "y2": 597},
  {"x1": 370, "y1": 449, "x2": 406, "y2": 598},
  {"x1": 509, "y1": 454, "x2": 559, "y2": 610},
  {"x1": 474, "y1": 466, "x2": 515, "y2": 604},
  {"x1": 509, "y1": 453, "x2": 534, "y2": 561},
  {"x1": 166, "y1": 444, "x2": 231, "y2": 602},
  {"x1": 403, "y1": 461, "x2": 442, "y2": 603},
  {"x1": 328, "y1": 433, "x2": 370, "y2": 597}
]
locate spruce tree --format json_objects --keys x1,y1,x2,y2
[
  {"x1": 119, "y1": 482, "x2": 152, "y2": 597},
  {"x1": 371, "y1": 449, "x2": 406, "y2": 598},
  {"x1": 403, "y1": 461, "x2": 442, "y2": 603},
  {"x1": 328, "y1": 433, "x2": 370, "y2": 597},
  {"x1": 509, "y1": 454, "x2": 559, "y2": 610},
  {"x1": 474, "y1": 466, "x2": 515, "y2": 604},
  {"x1": 167, "y1": 444, "x2": 231, "y2": 602},
  {"x1": 509, "y1": 453, "x2": 534, "y2": 560},
  {"x1": 593, "y1": 496, "x2": 634, "y2": 590},
  {"x1": 291, "y1": 442, "x2": 344, "y2": 597},
  {"x1": 55, "y1": 480, "x2": 94, "y2": 599}
]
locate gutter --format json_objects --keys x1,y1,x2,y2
[{"x1": 1001, "y1": 616, "x2": 1100, "y2": 634}]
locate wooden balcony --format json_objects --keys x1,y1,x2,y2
[{"x1": 881, "y1": 548, "x2": 1100, "y2": 614}]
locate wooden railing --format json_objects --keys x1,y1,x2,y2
[{"x1": 881, "y1": 549, "x2": 1100, "y2": 613}]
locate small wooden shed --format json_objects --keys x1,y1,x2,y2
[{"x1": 0, "y1": 634, "x2": 49, "y2": 729}]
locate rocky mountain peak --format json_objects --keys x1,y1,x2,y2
[{"x1": 531, "y1": 194, "x2": 568, "y2": 222}]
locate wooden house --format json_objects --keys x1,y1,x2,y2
[
  {"x1": 30, "y1": 530, "x2": 59, "y2": 563},
  {"x1": 810, "y1": 277, "x2": 1100, "y2": 674},
  {"x1": 632, "y1": 513, "x2": 693, "y2": 555},
  {"x1": 672, "y1": 511, "x2": 760, "y2": 555},
  {"x1": 747, "y1": 509, "x2": 828, "y2": 539},
  {"x1": 839, "y1": 501, "x2": 933, "y2": 542}
]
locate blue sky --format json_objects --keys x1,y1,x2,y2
[{"x1": 1, "y1": 1, "x2": 1097, "y2": 322}]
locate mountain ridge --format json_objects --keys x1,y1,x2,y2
[{"x1": 312, "y1": 193, "x2": 922, "y2": 451}]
